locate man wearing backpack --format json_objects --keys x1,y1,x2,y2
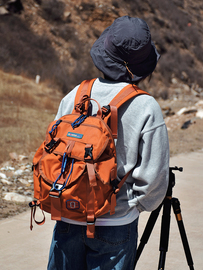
[{"x1": 47, "y1": 16, "x2": 169, "y2": 270}]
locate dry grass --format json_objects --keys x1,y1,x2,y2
[
  {"x1": 0, "y1": 70, "x2": 202, "y2": 164},
  {"x1": 0, "y1": 70, "x2": 63, "y2": 163}
]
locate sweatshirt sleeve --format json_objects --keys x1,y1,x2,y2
[{"x1": 130, "y1": 99, "x2": 169, "y2": 212}]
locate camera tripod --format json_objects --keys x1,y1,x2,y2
[{"x1": 134, "y1": 166, "x2": 195, "y2": 270}]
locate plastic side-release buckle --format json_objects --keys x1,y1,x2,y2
[
  {"x1": 49, "y1": 183, "x2": 63, "y2": 198},
  {"x1": 84, "y1": 146, "x2": 93, "y2": 160},
  {"x1": 111, "y1": 179, "x2": 120, "y2": 194},
  {"x1": 102, "y1": 105, "x2": 110, "y2": 117},
  {"x1": 45, "y1": 138, "x2": 59, "y2": 152}
]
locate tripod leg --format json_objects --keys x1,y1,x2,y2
[
  {"x1": 158, "y1": 196, "x2": 172, "y2": 270},
  {"x1": 172, "y1": 198, "x2": 195, "y2": 270},
  {"x1": 134, "y1": 203, "x2": 162, "y2": 268}
]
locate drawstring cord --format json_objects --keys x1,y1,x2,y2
[
  {"x1": 124, "y1": 61, "x2": 134, "y2": 79},
  {"x1": 71, "y1": 114, "x2": 87, "y2": 129},
  {"x1": 53, "y1": 154, "x2": 74, "y2": 191},
  {"x1": 49, "y1": 120, "x2": 62, "y2": 137}
]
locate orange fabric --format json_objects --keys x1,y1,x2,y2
[
  {"x1": 31, "y1": 79, "x2": 149, "y2": 238},
  {"x1": 50, "y1": 196, "x2": 62, "y2": 221},
  {"x1": 86, "y1": 223, "x2": 95, "y2": 238},
  {"x1": 103, "y1": 84, "x2": 149, "y2": 133},
  {"x1": 109, "y1": 84, "x2": 150, "y2": 107},
  {"x1": 73, "y1": 78, "x2": 96, "y2": 114},
  {"x1": 109, "y1": 105, "x2": 118, "y2": 139}
]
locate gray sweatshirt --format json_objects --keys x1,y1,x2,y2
[{"x1": 55, "y1": 77, "x2": 169, "y2": 221}]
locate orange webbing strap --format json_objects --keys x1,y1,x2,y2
[
  {"x1": 86, "y1": 158, "x2": 97, "y2": 238},
  {"x1": 86, "y1": 186, "x2": 96, "y2": 238},
  {"x1": 30, "y1": 200, "x2": 45, "y2": 230},
  {"x1": 49, "y1": 176, "x2": 66, "y2": 221},
  {"x1": 108, "y1": 105, "x2": 118, "y2": 139},
  {"x1": 104, "y1": 84, "x2": 150, "y2": 139},
  {"x1": 72, "y1": 78, "x2": 97, "y2": 114},
  {"x1": 50, "y1": 197, "x2": 62, "y2": 220},
  {"x1": 110, "y1": 170, "x2": 132, "y2": 215}
]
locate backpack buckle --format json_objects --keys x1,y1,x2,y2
[
  {"x1": 29, "y1": 200, "x2": 40, "y2": 208},
  {"x1": 84, "y1": 146, "x2": 93, "y2": 160},
  {"x1": 87, "y1": 218, "x2": 96, "y2": 225},
  {"x1": 111, "y1": 179, "x2": 120, "y2": 194},
  {"x1": 45, "y1": 139, "x2": 59, "y2": 152},
  {"x1": 102, "y1": 105, "x2": 110, "y2": 117},
  {"x1": 49, "y1": 183, "x2": 63, "y2": 198}
]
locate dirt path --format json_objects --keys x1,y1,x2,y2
[{"x1": 0, "y1": 151, "x2": 202, "y2": 270}]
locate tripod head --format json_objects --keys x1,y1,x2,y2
[{"x1": 166, "y1": 166, "x2": 183, "y2": 197}]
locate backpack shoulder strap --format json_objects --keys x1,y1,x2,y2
[
  {"x1": 109, "y1": 84, "x2": 149, "y2": 107},
  {"x1": 103, "y1": 84, "x2": 150, "y2": 139},
  {"x1": 72, "y1": 78, "x2": 97, "y2": 114}
]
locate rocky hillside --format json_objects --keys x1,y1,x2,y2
[{"x1": 0, "y1": 0, "x2": 203, "y2": 96}]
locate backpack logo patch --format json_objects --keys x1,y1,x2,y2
[
  {"x1": 66, "y1": 199, "x2": 80, "y2": 210},
  {"x1": 67, "y1": 132, "x2": 83, "y2": 139}
]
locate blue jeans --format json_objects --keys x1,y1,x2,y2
[{"x1": 47, "y1": 218, "x2": 138, "y2": 270}]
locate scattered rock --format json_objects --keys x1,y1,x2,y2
[
  {"x1": 9, "y1": 152, "x2": 19, "y2": 161},
  {"x1": 14, "y1": 169, "x2": 24, "y2": 176},
  {"x1": 3, "y1": 192, "x2": 32, "y2": 203},
  {"x1": 18, "y1": 178, "x2": 29, "y2": 185},
  {"x1": 177, "y1": 107, "x2": 198, "y2": 116},
  {"x1": 1, "y1": 179, "x2": 12, "y2": 185},
  {"x1": 181, "y1": 120, "x2": 192, "y2": 129},
  {"x1": 196, "y1": 109, "x2": 203, "y2": 119},
  {"x1": 161, "y1": 106, "x2": 175, "y2": 117},
  {"x1": 0, "y1": 172, "x2": 7, "y2": 179},
  {"x1": 0, "y1": 0, "x2": 24, "y2": 14},
  {"x1": 0, "y1": 6, "x2": 9, "y2": 14},
  {"x1": 0, "y1": 157, "x2": 34, "y2": 210},
  {"x1": 163, "y1": 99, "x2": 203, "y2": 131},
  {"x1": 0, "y1": 166, "x2": 15, "y2": 171},
  {"x1": 18, "y1": 155, "x2": 28, "y2": 161}
]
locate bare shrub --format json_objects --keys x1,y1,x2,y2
[
  {"x1": 172, "y1": 0, "x2": 184, "y2": 8},
  {"x1": 6, "y1": 0, "x2": 24, "y2": 14},
  {"x1": 78, "y1": 2, "x2": 95, "y2": 12},
  {"x1": 41, "y1": 0, "x2": 65, "y2": 21},
  {"x1": 65, "y1": 58, "x2": 101, "y2": 93},
  {"x1": 76, "y1": 1, "x2": 96, "y2": 21},
  {"x1": 53, "y1": 25, "x2": 78, "y2": 42},
  {"x1": 0, "y1": 15, "x2": 68, "y2": 91},
  {"x1": 34, "y1": 0, "x2": 42, "y2": 4},
  {"x1": 112, "y1": 1, "x2": 120, "y2": 9}
]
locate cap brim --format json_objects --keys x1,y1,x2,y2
[{"x1": 90, "y1": 27, "x2": 160, "y2": 83}]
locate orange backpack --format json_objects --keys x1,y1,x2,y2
[{"x1": 30, "y1": 78, "x2": 149, "y2": 238}]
